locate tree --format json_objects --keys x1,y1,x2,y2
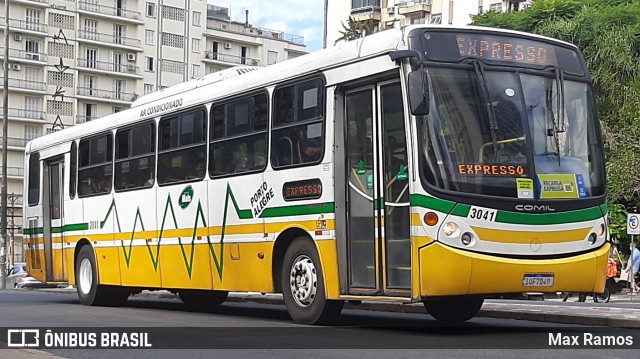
[
  {"x1": 473, "y1": 0, "x2": 640, "y2": 248},
  {"x1": 335, "y1": 16, "x2": 379, "y2": 44}
]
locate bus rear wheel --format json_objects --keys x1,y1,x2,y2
[
  {"x1": 179, "y1": 289, "x2": 229, "y2": 310},
  {"x1": 423, "y1": 296, "x2": 484, "y2": 322},
  {"x1": 281, "y1": 237, "x2": 343, "y2": 325},
  {"x1": 76, "y1": 245, "x2": 129, "y2": 306}
]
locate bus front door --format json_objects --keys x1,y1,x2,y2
[
  {"x1": 43, "y1": 159, "x2": 67, "y2": 282},
  {"x1": 343, "y1": 81, "x2": 411, "y2": 296}
]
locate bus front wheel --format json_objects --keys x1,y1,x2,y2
[
  {"x1": 281, "y1": 237, "x2": 343, "y2": 325},
  {"x1": 423, "y1": 296, "x2": 484, "y2": 322},
  {"x1": 76, "y1": 245, "x2": 128, "y2": 306}
]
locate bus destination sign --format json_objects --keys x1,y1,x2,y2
[
  {"x1": 283, "y1": 179, "x2": 323, "y2": 201},
  {"x1": 456, "y1": 34, "x2": 556, "y2": 66}
]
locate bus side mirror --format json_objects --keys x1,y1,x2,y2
[{"x1": 408, "y1": 71, "x2": 429, "y2": 116}]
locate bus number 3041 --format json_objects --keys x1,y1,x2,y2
[
  {"x1": 468, "y1": 206, "x2": 497, "y2": 222},
  {"x1": 89, "y1": 220, "x2": 100, "y2": 230}
]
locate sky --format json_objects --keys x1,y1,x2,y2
[{"x1": 208, "y1": 0, "x2": 325, "y2": 52}]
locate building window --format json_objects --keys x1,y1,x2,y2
[
  {"x1": 78, "y1": 134, "x2": 113, "y2": 197},
  {"x1": 162, "y1": 5, "x2": 185, "y2": 22},
  {"x1": 158, "y1": 109, "x2": 206, "y2": 184},
  {"x1": 192, "y1": 38, "x2": 200, "y2": 53},
  {"x1": 146, "y1": 56, "x2": 154, "y2": 72},
  {"x1": 114, "y1": 79, "x2": 126, "y2": 100},
  {"x1": 193, "y1": 11, "x2": 201, "y2": 26},
  {"x1": 114, "y1": 24, "x2": 127, "y2": 45},
  {"x1": 271, "y1": 78, "x2": 325, "y2": 168},
  {"x1": 83, "y1": 103, "x2": 96, "y2": 122},
  {"x1": 25, "y1": 9, "x2": 41, "y2": 31},
  {"x1": 24, "y1": 96, "x2": 41, "y2": 119},
  {"x1": 267, "y1": 51, "x2": 278, "y2": 65},
  {"x1": 144, "y1": 83, "x2": 154, "y2": 95},
  {"x1": 191, "y1": 64, "x2": 200, "y2": 78},
  {"x1": 24, "y1": 125, "x2": 41, "y2": 140},
  {"x1": 84, "y1": 19, "x2": 98, "y2": 40},
  {"x1": 161, "y1": 59, "x2": 184, "y2": 74},
  {"x1": 113, "y1": 107, "x2": 124, "y2": 113},
  {"x1": 86, "y1": 48, "x2": 98, "y2": 68},
  {"x1": 146, "y1": 2, "x2": 156, "y2": 17},
  {"x1": 162, "y1": 32, "x2": 184, "y2": 48},
  {"x1": 146, "y1": 30, "x2": 155, "y2": 45}
]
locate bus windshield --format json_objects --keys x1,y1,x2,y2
[{"x1": 418, "y1": 67, "x2": 606, "y2": 200}]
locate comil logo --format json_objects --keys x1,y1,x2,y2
[{"x1": 7, "y1": 329, "x2": 40, "y2": 347}]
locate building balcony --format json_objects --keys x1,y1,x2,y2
[
  {"x1": 0, "y1": 78, "x2": 46, "y2": 93},
  {"x1": 78, "y1": 2, "x2": 144, "y2": 24},
  {"x1": 6, "y1": 107, "x2": 46, "y2": 122},
  {"x1": 0, "y1": 0, "x2": 49, "y2": 8},
  {"x1": 205, "y1": 23, "x2": 305, "y2": 46},
  {"x1": 351, "y1": 0, "x2": 381, "y2": 21},
  {"x1": 6, "y1": 136, "x2": 30, "y2": 149},
  {"x1": 0, "y1": 18, "x2": 48, "y2": 36},
  {"x1": 76, "y1": 114, "x2": 98, "y2": 124},
  {"x1": 77, "y1": 87, "x2": 138, "y2": 103},
  {"x1": 397, "y1": 1, "x2": 432, "y2": 15},
  {"x1": 77, "y1": 58, "x2": 142, "y2": 78},
  {"x1": 78, "y1": 30, "x2": 142, "y2": 51},
  {"x1": 0, "y1": 166, "x2": 25, "y2": 179},
  {"x1": 0, "y1": 47, "x2": 47, "y2": 64},
  {"x1": 203, "y1": 51, "x2": 260, "y2": 66}
]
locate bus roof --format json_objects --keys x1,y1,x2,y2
[{"x1": 26, "y1": 25, "x2": 579, "y2": 154}]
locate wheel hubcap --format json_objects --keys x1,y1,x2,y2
[
  {"x1": 79, "y1": 258, "x2": 92, "y2": 295},
  {"x1": 289, "y1": 254, "x2": 317, "y2": 307}
]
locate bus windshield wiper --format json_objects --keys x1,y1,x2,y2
[
  {"x1": 544, "y1": 66, "x2": 565, "y2": 166},
  {"x1": 469, "y1": 58, "x2": 499, "y2": 162}
]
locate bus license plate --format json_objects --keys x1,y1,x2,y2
[{"x1": 522, "y1": 274, "x2": 554, "y2": 287}]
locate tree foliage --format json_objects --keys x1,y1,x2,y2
[
  {"x1": 335, "y1": 16, "x2": 379, "y2": 44},
  {"x1": 473, "y1": 0, "x2": 640, "y2": 247}
]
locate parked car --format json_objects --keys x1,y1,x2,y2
[{"x1": 5, "y1": 263, "x2": 42, "y2": 289}]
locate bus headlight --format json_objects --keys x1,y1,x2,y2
[
  {"x1": 461, "y1": 232, "x2": 474, "y2": 246},
  {"x1": 597, "y1": 223, "x2": 606, "y2": 237},
  {"x1": 587, "y1": 233, "x2": 597, "y2": 246},
  {"x1": 442, "y1": 222, "x2": 459, "y2": 237}
]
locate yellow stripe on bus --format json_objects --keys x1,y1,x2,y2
[{"x1": 471, "y1": 227, "x2": 590, "y2": 244}]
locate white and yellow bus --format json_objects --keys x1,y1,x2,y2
[{"x1": 23, "y1": 25, "x2": 609, "y2": 324}]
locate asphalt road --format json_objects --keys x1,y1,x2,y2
[{"x1": 0, "y1": 290, "x2": 638, "y2": 359}]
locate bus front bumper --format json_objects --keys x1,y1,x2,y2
[{"x1": 417, "y1": 241, "x2": 610, "y2": 298}]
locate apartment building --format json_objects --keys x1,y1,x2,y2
[
  {"x1": 0, "y1": 1, "x2": 306, "y2": 263},
  {"x1": 326, "y1": 0, "x2": 532, "y2": 46}
]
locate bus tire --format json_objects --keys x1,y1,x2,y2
[
  {"x1": 179, "y1": 289, "x2": 229, "y2": 309},
  {"x1": 76, "y1": 245, "x2": 128, "y2": 306},
  {"x1": 281, "y1": 237, "x2": 343, "y2": 325},
  {"x1": 423, "y1": 296, "x2": 484, "y2": 322}
]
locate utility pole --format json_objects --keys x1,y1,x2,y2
[{"x1": 0, "y1": 1, "x2": 9, "y2": 289}]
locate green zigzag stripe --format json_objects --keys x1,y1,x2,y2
[{"x1": 102, "y1": 183, "x2": 249, "y2": 279}]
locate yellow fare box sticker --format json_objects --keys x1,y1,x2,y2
[{"x1": 537, "y1": 174, "x2": 578, "y2": 199}]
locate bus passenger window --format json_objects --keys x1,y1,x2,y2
[
  {"x1": 271, "y1": 78, "x2": 325, "y2": 169},
  {"x1": 158, "y1": 108, "x2": 206, "y2": 185},
  {"x1": 78, "y1": 133, "x2": 113, "y2": 197},
  {"x1": 210, "y1": 93, "x2": 268, "y2": 178}
]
